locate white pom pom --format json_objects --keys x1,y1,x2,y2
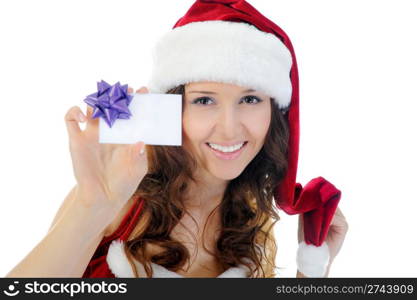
[
  {"x1": 296, "y1": 241, "x2": 330, "y2": 277},
  {"x1": 106, "y1": 239, "x2": 134, "y2": 277}
]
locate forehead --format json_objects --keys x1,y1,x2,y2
[{"x1": 185, "y1": 81, "x2": 270, "y2": 98}]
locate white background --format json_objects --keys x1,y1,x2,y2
[{"x1": 0, "y1": 0, "x2": 416, "y2": 277}]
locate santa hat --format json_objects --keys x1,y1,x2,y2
[{"x1": 144, "y1": 0, "x2": 341, "y2": 277}]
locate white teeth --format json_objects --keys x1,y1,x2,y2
[{"x1": 208, "y1": 142, "x2": 245, "y2": 153}]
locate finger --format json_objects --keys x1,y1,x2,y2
[
  {"x1": 85, "y1": 104, "x2": 93, "y2": 119},
  {"x1": 298, "y1": 214, "x2": 304, "y2": 243},
  {"x1": 330, "y1": 208, "x2": 349, "y2": 231},
  {"x1": 65, "y1": 106, "x2": 86, "y2": 139},
  {"x1": 129, "y1": 141, "x2": 145, "y2": 157},
  {"x1": 130, "y1": 141, "x2": 147, "y2": 172},
  {"x1": 85, "y1": 105, "x2": 99, "y2": 132},
  {"x1": 335, "y1": 207, "x2": 346, "y2": 218},
  {"x1": 136, "y1": 86, "x2": 149, "y2": 94},
  {"x1": 127, "y1": 87, "x2": 134, "y2": 94},
  {"x1": 333, "y1": 207, "x2": 347, "y2": 222},
  {"x1": 137, "y1": 141, "x2": 147, "y2": 156}
]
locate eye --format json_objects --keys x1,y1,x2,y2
[
  {"x1": 192, "y1": 97, "x2": 214, "y2": 105},
  {"x1": 241, "y1": 95, "x2": 263, "y2": 104},
  {"x1": 191, "y1": 95, "x2": 263, "y2": 105}
]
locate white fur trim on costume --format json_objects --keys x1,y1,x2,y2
[
  {"x1": 107, "y1": 239, "x2": 250, "y2": 278},
  {"x1": 296, "y1": 241, "x2": 330, "y2": 278},
  {"x1": 147, "y1": 20, "x2": 293, "y2": 109},
  {"x1": 106, "y1": 239, "x2": 135, "y2": 277}
]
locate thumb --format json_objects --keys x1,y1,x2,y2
[
  {"x1": 127, "y1": 141, "x2": 147, "y2": 179},
  {"x1": 134, "y1": 141, "x2": 146, "y2": 156}
]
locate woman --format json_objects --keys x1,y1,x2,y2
[
  {"x1": 6, "y1": 0, "x2": 347, "y2": 278},
  {"x1": 96, "y1": 81, "x2": 288, "y2": 278}
]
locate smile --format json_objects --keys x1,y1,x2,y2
[{"x1": 206, "y1": 141, "x2": 248, "y2": 160}]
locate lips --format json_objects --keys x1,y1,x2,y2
[{"x1": 206, "y1": 141, "x2": 248, "y2": 160}]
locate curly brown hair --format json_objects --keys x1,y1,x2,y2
[{"x1": 123, "y1": 84, "x2": 290, "y2": 277}]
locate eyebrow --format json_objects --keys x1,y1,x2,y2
[{"x1": 187, "y1": 89, "x2": 256, "y2": 95}]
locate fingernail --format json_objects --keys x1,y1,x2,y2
[
  {"x1": 140, "y1": 143, "x2": 146, "y2": 155},
  {"x1": 78, "y1": 113, "x2": 86, "y2": 122}
]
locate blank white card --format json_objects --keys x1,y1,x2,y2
[{"x1": 99, "y1": 93, "x2": 182, "y2": 145}]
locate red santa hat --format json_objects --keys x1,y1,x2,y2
[{"x1": 145, "y1": 0, "x2": 342, "y2": 277}]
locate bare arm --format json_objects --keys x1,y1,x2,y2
[
  {"x1": 48, "y1": 185, "x2": 136, "y2": 238},
  {"x1": 47, "y1": 185, "x2": 77, "y2": 233},
  {"x1": 6, "y1": 86, "x2": 149, "y2": 278},
  {"x1": 5, "y1": 188, "x2": 119, "y2": 277}
]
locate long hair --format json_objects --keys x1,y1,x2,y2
[{"x1": 123, "y1": 84, "x2": 290, "y2": 277}]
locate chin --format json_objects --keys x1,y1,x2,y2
[{"x1": 208, "y1": 165, "x2": 246, "y2": 181}]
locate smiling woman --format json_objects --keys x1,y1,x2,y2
[
  {"x1": 96, "y1": 0, "x2": 344, "y2": 276},
  {"x1": 6, "y1": 0, "x2": 345, "y2": 279},
  {"x1": 100, "y1": 82, "x2": 290, "y2": 278}
]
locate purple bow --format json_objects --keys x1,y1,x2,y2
[{"x1": 83, "y1": 80, "x2": 133, "y2": 128}]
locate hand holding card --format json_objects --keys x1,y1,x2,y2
[{"x1": 64, "y1": 85, "x2": 150, "y2": 213}]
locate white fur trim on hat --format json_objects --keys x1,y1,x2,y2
[
  {"x1": 147, "y1": 20, "x2": 293, "y2": 109},
  {"x1": 296, "y1": 241, "x2": 330, "y2": 277}
]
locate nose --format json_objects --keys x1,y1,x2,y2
[{"x1": 217, "y1": 106, "x2": 242, "y2": 139}]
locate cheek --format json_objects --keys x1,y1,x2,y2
[
  {"x1": 182, "y1": 113, "x2": 211, "y2": 144},
  {"x1": 244, "y1": 108, "x2": 271, "y2": 140}
]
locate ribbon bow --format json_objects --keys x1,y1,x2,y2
[{"x1": 83, "y1": 80, "x2": 133, "y2": 128}]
